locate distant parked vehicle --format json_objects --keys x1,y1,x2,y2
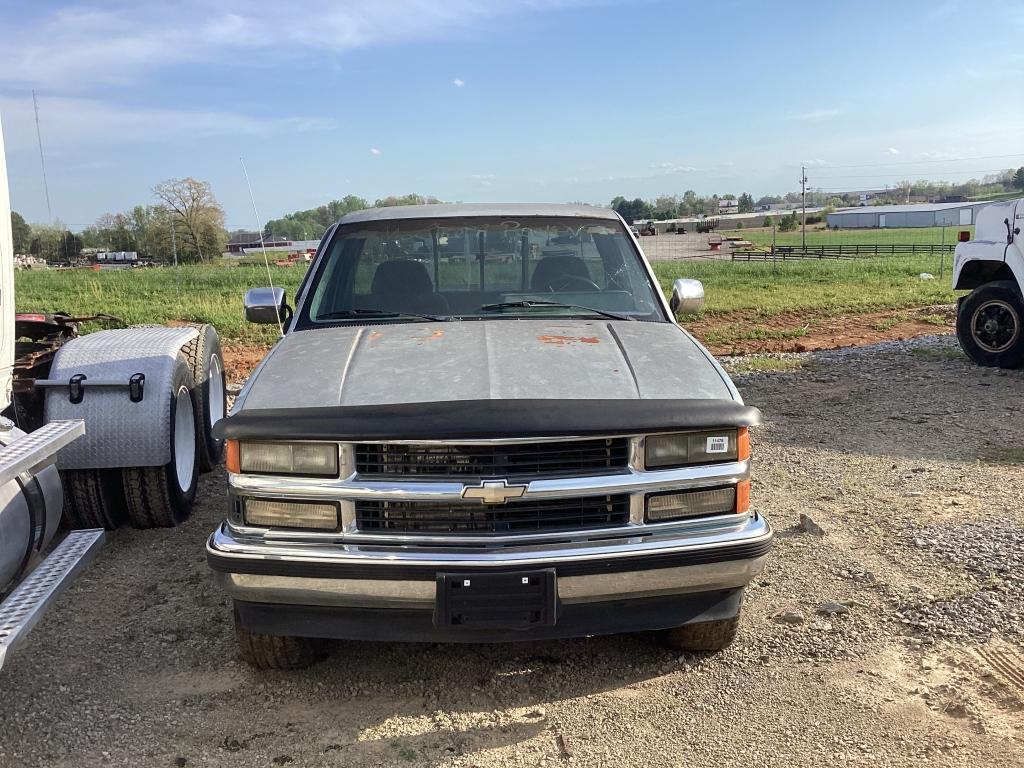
[{"x1": 953, "y1": 198, "x2": 1024, "y2": 368}]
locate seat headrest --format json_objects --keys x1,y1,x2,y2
[
  {"x1": 531, "y1": 255, "x2": 591, "y2": 291},
  {"x1": 371, "y1": 260, "x2": 434, "y2": 297}
]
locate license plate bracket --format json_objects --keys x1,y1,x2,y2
[{"x1": 435, "y1": 569, "x2": 557, "y2": 629}]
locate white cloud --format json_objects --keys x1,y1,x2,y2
[
  {"x1": 453, "y1": 78, "x2": 465, "y2": 87},
  {"x1": 801, "y1": 158, "x2": 831, "y2": 167},
  {"x1": 468, "y1": 173, "x2": 494, "y2": 185},
  {"x1": 369, "y1": 147, "x2": 382, "y2": 155},
  {"x1": 0, "y1": 2, "x2": 595, "y2": 90},
  {"x1": 0, "y1": 94, "x2": 333, "y2": 151},
  {"x1": 887, "y1": 147, "x2": 901, "y2": 155},
  {"x1": 786, "y1": 107, "x2": 844, "y2": 122}
]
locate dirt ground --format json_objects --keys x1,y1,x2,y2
[{"x1": 1, "y1": 335, "x2": 1021, "y2": 767}]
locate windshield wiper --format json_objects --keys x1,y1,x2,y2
[
  {"x1": 477, "y1": 300, "x2": 633, "y2": 321},
  {"x1": 317, "y1": 308, "x2": 448, "y2": 321}
]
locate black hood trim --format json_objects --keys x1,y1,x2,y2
[{"x1": 214, "y1": 399, "x2": 762, "y2": 441}]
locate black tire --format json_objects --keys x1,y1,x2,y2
[
  {"x1": 122, "y1": 359, "x2": 200, "y2": 528},
  {"x1": 234, "y1": 606, "x2": 320, "y2": 670},
  {"x1": 181, "y1": 324, "x2": 226, "y2": 472},
  {"x1": 662, "y1": 615, "x2": 740, "y2": 652},
  {"x1": 61, "y1": 469, "x2": 127, "y2": 530},
  {"x1": 956, "y1": 281, "x2": 1024, "y2": 369}
]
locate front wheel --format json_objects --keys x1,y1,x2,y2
[
  {"x1": 956, "y1": 281, "x2": 1024, "y2": 369},
  {"x1": 234, "y1": 606, "x2": 322, "y2": 670},
  {"x1": 661, "y1": 615, "x2": 740, "y2": 652}
]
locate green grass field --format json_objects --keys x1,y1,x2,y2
[
  {"x1": 14, "y1": 255, "x2": 958, "y2": 345},
  {"x1": 650, "y1": 254, "x2": 956, "y2": 318}
]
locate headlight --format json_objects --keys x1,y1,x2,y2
[
  {"x1": 232, "y1": 441, "x2": 339, "y2": 477},
  {"x1": 244, "y1": 498, "x2": 339, "y2": 530},
  {"x1": 644, "y1": 428, "x2": 745, "y2": 469},
  {"x1": 646, "y1": 486, "x2": 738, "y2": 522}
]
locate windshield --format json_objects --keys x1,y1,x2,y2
[{"x1": 296, "y1": 216, "x2": 665, "y2": 327}]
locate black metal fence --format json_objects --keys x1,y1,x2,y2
[{"x1": 731, "y1": 243, "x2": 957, "y2": 261}]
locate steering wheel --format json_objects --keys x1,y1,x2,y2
[{"x1": 548, "y1": 274, "x2": 601, "y2": 292}]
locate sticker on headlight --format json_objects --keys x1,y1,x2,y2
[{"x1": 706, "y1": 436, "x2": 729, "y2": 453}]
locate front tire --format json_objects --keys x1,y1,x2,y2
[
  {"x1": 122, "y1": 358, "x2": 200, "y2": 527},
  {"x1": 956, "y1": 281, "x2": 1024, "y2": 369},
  {"x1": 234, "y1": 606, "x2": 321, "y2": 670},
  {"x1": 662, "y1": 615, "x2": 740, "y2": 652}
]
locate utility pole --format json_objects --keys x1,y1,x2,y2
[
  {"x1": 800, "y1": 165, "x2": 808, "y2": 251},
  {"x1": 32, "y1": 90, "x2": 53, "y2": 222}
]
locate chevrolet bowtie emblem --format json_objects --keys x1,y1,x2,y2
[{"x1": 461, "y1": 480, "x2": 528, "y2": 504}]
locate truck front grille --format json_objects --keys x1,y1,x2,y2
[
  {"x1": 355, "y1": 495, "x2": 629, "y2": 535},
  {"x1": 354, "y1": 438, "x2": 630, "y2": 479}
]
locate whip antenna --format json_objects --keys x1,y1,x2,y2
[
  {"x1": 240, "y1": 157, "x2": 284, "y2": 338},
  {"x1": 32, "y1": 90, "x2": 52, "y2": 222}
]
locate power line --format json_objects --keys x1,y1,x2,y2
[{"x1": 806, "y1": 153, "x2": 1024, "y2": 170}]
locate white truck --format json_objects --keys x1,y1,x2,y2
[
  {"x1": 0, "y1": 113, "x2": 227, "y2": 670},
  {"x1": 953, "y1": 198, "x2": 1024, "y2": 368}
]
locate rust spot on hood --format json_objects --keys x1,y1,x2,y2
[
  {"x1": 409, "y1": 328, "x2": 444, "y2": 345},
  {"x1": 367, "y1": 330, "x2": 384, "y2": 342},
  {"x1": 537, "y1": 334, "x2": 600, "y2": 346}
]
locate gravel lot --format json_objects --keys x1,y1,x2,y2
[{"x1": 2, "y1": 335, "x2": 1023, "y2": 768}]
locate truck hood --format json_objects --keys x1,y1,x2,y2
[{"x1": 235, "y1": 319, "x2": 734, "y2": 411}]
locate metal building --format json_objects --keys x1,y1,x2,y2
[{"x1": 827, "y1": 201, "x2": 992, "y2": 229}]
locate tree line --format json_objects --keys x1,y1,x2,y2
[
  {"x1": 11, "y1": 177, "x2": 225, "y2": 263},
  {"x1": 11, "y1": 182, "x2": 443, "y2": 263},
  {"x1": 262, "y1": 194, "x2": 442, "y2": 240},
  {"x1": 12, "y1": 168, "x2": 1023, "y2": 261},
  {"x1": 609, "y1": 168, "x2": 1024, "y2": 223}
]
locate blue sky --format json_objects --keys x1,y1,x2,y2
[{"x1": 1, "y1": 0, "x2": 1023, "y2": 230}]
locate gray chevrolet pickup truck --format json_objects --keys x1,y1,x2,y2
[{"x1": 208, "y1": 203, "x2": 771, "y2": 669}]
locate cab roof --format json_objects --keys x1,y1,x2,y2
[{"x1": 336, "y1": 203, "x2": 621, "y2": 226}]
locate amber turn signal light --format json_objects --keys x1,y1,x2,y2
[
  {"x1": 736, "y1": 479, "x2": 750, "y2": 514},
  {"x1": 737, "y1": 427, "x2": 750, "y2": 462},
  {"x1": 225, "y1": 439, "x2": 240, "y2": 473}
]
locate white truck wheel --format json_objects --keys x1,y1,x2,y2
[
  {"x1": 182, "y1": 324, "x2": 226, "y2": 473},
  {"x1": 121, "y1": 359, "x2": 200, "y2": 527},
  {"x1": 956, "y1": 281, "x2": 1024, "y2": 369},
  {"x1": 62, "y1": 469, "x2": 127, "y2": 530}
]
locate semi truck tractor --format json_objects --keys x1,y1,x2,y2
[
  {"x1": 0, "y1": 113, "x2": 226, "y2": 670},
  {"x1": 952, "y1": 198, "x2": 1024, "y2": 368}
]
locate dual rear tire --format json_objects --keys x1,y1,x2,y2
[{"x1": 62, "y1": 325, "x2": 226, "y2": 530}]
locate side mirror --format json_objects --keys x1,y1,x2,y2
[
  {"x1": 669, "y1": 278, "x2": 704, "y2": 316},
  {"x1": 244, "y1": 287, "x2": 288, "y2": 325}
]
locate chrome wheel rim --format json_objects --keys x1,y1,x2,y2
[
  {"x1": 208, "y1": 354, "x2": 225, "y2": 428},
  {"x1": 971, "y1": 300, "x2": 1021, "y2": 353},
  {"x1": 174, "y1": 385, "x2": 196, "y2": 493}
]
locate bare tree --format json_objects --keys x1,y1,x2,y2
[{"x1": 152, "y1": 177, "x2": 226, "y2": 261}]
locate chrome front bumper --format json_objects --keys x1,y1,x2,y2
[{"x1": 207, "y1": 513, "x2": 772, "y2": 610}]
